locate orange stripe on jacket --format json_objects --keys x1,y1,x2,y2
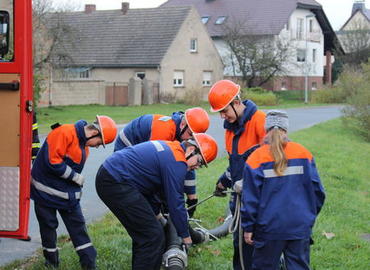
[
  {"x1": 150, "y1": 114, "x2": 177, "y2": 141},
  {"x1": 225, "y1": 110, "x2": 266, "y2": 155},
  {"x1": 164, "y1": 141, "x2": 187, "y2": 163},
  {"x1": 247, "y1": 142, "x2": 313, "y2": 169},
  {"x1": 47, "y1": 124, "x2": 89, "y2": 165}
]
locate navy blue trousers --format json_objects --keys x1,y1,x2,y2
[
  {"x1": 34, "y1": 202, "x2": 96, "y2": 269},
  {"x1": 95, "y1": 166, "x2": 165, "y2": 270},
  {"x1": 252, "y1": 238, "x2": 310, "y2": 270},
  {"x1": 230, "y1": 194, "x2": 254, "y2": 270}
]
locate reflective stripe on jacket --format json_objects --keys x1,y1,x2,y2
[
  {"x1": 31, "y1": 120, "x2": 89, "y2": 209},
  {"x1": 241, "y1": 142, "x2": 325, "y2": 240}
]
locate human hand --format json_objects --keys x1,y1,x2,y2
[
  {"x1": 72, "y1": 173, "x2": 84, "y2": 187},
  {"x1": 244, "y1": 232, "x2": 254, "y2": 245},
  {"x1": 213, "y1": 183, "x2": 227, "y2": 197},
  {"x1": 182, "y1": 237, "x2": 192, "y2": 253}
]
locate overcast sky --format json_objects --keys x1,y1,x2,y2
[{"x1": 68, "y1": 0, "x2": 368, "y2": 31}]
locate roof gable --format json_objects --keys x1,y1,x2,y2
[{"x1": 50, "y1": 6, "x2": 191, "y2": 67}]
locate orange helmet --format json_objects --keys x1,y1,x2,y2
[
  {"x1": 96, "y1": 115, "x2": 117, "y2": 147},
  {"x1": 193, "y1": 133, "x2": 218, "y2": 167},
  {"x1": 208, "y1": 80, "x2": 240, "y2": 112},
  {"x1": 185, "y1": 107, "x2": 210, "y2": 133}
]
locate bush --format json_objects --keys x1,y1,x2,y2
[
  {"x1": 274, "y1": 90, "x2": 306, "y2": 102},
  {"x1": 340, "y1": 63, "x2": 370, "y2": 141},
  {"x1": 311, "y1": 86, "x2": 346, "y2": 103},
  {"x1": 242, "y1": 90, "x2": 278, "y2": 106}
]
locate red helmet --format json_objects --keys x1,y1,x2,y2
[
  {"x1": 208, "y1": 80, "x2": 240, "y2": 112},
  {"x1": 193, "y1": 133, "x2": 218, "y2": 167},
  {"x1": 96, "y1": 115, "x2": 117, "y2": 147},
  {"x1": 185, "y1": 107, "x2": 210, "y2": 133}
]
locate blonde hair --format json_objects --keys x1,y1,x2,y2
[{"x1": 265, "y1": 128, "x2": 288, "y2": 176}]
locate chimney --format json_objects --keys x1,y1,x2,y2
[
  {"x1": 352, "y1": 0, "x2": 365, "y2": 15},
  {"x1": 122, "y1": 2, "x2": 129, "y2": 15},
  {"x1": 85, "y1": 4, "x2": 96, "y2": 14}
]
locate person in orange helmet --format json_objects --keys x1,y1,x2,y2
[
  {"x1": 96, "y1": 133, "x2": 218, "y2": 270},
  {"x1": 208, "y1": 80, "x2": 266, "y2": 270},
  {"x1": 31, "y1": 115, "x2": 117, "y2": 270},
  {"x1": 114, "y1": 107, "x2": 210, "y2": 217}
]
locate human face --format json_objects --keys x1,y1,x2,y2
[
  {"x1": 219, "y1": 103, "x2": 237, "y2": 123},
  {"x1": 86, "y1": 136, "x2": 103, "y2": 148},
  {"x1": 180, "y1": 126, "x2": 193, "y2": 141},
  {"x1": 185, "y1": 147, "x2": 205, "y2": 170}
]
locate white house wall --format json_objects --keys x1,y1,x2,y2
[
  {"x1": 279, "y1": 8, "x2": 324, "y2": 77},
  {"x1": 214, "y1": 8, "x2": 325, "y2": 80}
]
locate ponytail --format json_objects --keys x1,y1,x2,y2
[{"x1": 265, "y1": 128, "x2": 288, "y2": 176}]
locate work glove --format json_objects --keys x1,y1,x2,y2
[
  {"x1": 233, "y1": 180, "x2": 243, "y2": 194},
  {"x1": 72, "y1": 173, "x2": 85, "y2": 187},
  {"x1": 213, "y1": 185, "x2": 227, "y2": 197},
  {"x1": 186, "y1": 198, "x2": 198, "y2": 218}
]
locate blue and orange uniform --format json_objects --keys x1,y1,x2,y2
[
  {"x1": 96, "y1": 140, "x2": 190, "y2": 270},
  {"x1": 31, "y1": 120, "x2": 96, "y2": 269},
  {"x1": 217, "y1": 100, "x2": 265, "y2": 270},
  {"x1": 241, "y1": 142, "x2": 325, "y2": 269},
  {"x1": 114, "y1": 112, "x2": 196, "y2": 197}
]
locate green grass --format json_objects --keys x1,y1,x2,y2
[{"x1": 3, "y1": 118, "x2": 369, "y2": 270}]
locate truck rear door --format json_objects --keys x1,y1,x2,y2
[{"x1": 0, "y1": 0, "x2": 33, "y2": 239}]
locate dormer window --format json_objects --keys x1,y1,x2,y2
[
  {"x1": 215, "y1": 16, "x2": 226, "y2": 25},
  {"x1": 201, "y1": 16, "x2": 210, "y2": 24}
]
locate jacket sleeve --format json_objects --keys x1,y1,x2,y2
[
  {"x1": 162, "y1": 162, "x2": 190, "y2": 238},
  {"x1": 217, "y1": 164, "x2": 233, "y2": 188},
  {"x1": 310, "y1": 158, "x2": 325, "y2": 214},
  {"x1": 46, "y1": 129, "x2": 80, "y2": 181},
  {"x1": 183, "y1": 170, "x2": 196, "y2": 195},
  {"x1": 241, "y1": 163, "x2": 263, "y2": 232},
  {"x1": 32, "y1": 112, "x2": 41, "y2": 162}
]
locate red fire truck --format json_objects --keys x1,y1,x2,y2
[{"x1": 0, "y1": 0, "x2": 33, "y2": 239}]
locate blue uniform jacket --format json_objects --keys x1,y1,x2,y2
[
  {"x1": 218, "y1": 100, "x2": 266, "y2": 188},
  {"x1": 31, "y1": 120, "x2": 89, "y2": 209},
  {"x1": 114, "y1": 112, "x2": 196, "y2": 195},
  {"x1": 241, "y1": 142, "x2": 326, "y2": 240},
  {"x1": 103, "y1": 140, "x2": 190, "y2": 238}
]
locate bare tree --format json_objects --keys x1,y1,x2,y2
[
  {"x1": 222, "y1": 20, "x2": 293, "y2": 88},
  {"x1": 32, "y1": 0, "x2": 79, "y2": 104}
]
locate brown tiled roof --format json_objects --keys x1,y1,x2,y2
[
  {"x1": 49, "y1": 6, "x2": 191, "y2": 67},
  {"x1": 162, "y1": 0, "x2": 322, "y2": 36}
]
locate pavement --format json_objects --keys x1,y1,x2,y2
[{"x1": 0, "y1": 105, "x2": 343, "y2": 267}]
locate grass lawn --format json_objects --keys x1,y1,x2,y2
[{"x1": 3, "y1": 118, "x2": 369, "y2": 270}]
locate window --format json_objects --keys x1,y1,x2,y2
[
  {"x1": 311, "y1": 81, "x2": 317, "y2": 90},
  {"x1": 297, "y1": 49, "x2": 306, "y2": 62},
  {"x1": 312, "y1": 49, "x2": 316, "y2": 63},
  {"x1": 201, "y1": 16, "x2": 210, "y2": 24},
  {"x1": 190, "y1": 39, "x2": 197, "y2": 53},
  {"x1": 80, "y1": 69, "x2": 89, "y2": 78},
  {"x1": 136, "y1": 72, "x2": 145, "y2": 79},
  {"x1": 173, "y1": 71, "x2": 184, "y2": 87},
  {"x1": 202, "y1": 71, "x2": 212, "y2": 86},
  {"x1": 296, "y1": 18, "x2": 303, "y2": 40},
  {"x1": 215, "y1": 16, "x2": 226, "y2": 25},
  {"x1": 309, "y1": 19, "x2": 313, "y2": 33}
]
